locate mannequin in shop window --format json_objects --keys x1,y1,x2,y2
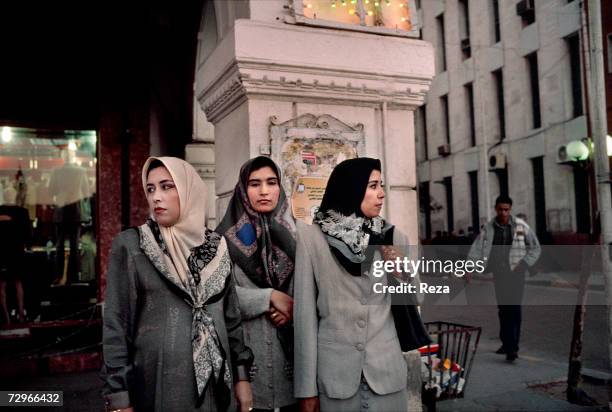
[
  {"x1": 48, "y1": 148, "x2": 91, "y2": 285},
  {"x1": 14, "y1": 169, "x2": 27, "y2": 208},
  {"x1": 0, "y1": 188, "x2": 32, "y2": 324}
]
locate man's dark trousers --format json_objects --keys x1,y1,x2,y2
[{"x1": 493, "y1": 269, "x2": 526, "y2": 353}]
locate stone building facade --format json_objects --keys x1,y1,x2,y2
[{"x1": 415, "y1": 0, "x2": 591, "y2": 242}]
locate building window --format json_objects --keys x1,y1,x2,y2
[
  {"x1": 526, "y1": 52, "x2": 542, "y2": 129},
  {"x1": 531, "y1": 156, "x2": 547, "y2": 236},
  {"x1": 496, "y1": 168, "x2": 509, "y2": 199},
  {"x1": 516, "y1": 0, "x2": 535, "y2": 26},
  {"x1": 419, "y1": 181, "x2": 432, "y2": 240},
  {"x1": 459, "y1": 0, "x2": 471, "y2": 59},
  {"x1": 436, "y1": 14, "x2": 447, "y2": 72},
  {"x1": 468, "y1": 171, "x2": 479, "y2": 234},
  {"x1": 443, "y1": 176, "x2": 454, "y2": 233},
  {"x1": 491, "y1": 0, "x2": 501, "y2": 43},
  {"x1": 567, "y1": 33, "x2": 583, "y2": 118},
  {"x1": 416, "y1": 105, "x2": 428, "y2": 160},
  {"x1": 465, "y1": 83, "x2": 476, "y2": 147},
  {"x1": 573, "y1": 167, "x2": 591, "y2": 234},
  {"x1": 441, "y1": 94, "x2": 450, "y2": 146},
  {"x1": 493, "y1": 69, "x2": 506, "y2": 140}
]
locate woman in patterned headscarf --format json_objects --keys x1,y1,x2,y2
[
  {"x1": 216, "y1": 156, "x2": 297, "y2": 412},
  {"x1": 102, "y1": 157, "x2": 253, "y2": 412}
]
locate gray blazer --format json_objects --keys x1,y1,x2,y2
[
  {"x1": 294, "y1": 221, "x2": 408, "y2": 400},
  {"x1": 233, "y1": 266, "x2": 295, "y2": 409},
  {"x1": 101, "y1": 229, "x2": 252, "y2": 411}
]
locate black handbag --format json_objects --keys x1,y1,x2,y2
[{"x1": 388, "y1": 273, "x2": 432, "y2": 351}]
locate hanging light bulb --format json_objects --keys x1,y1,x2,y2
[
  {"x1": 331, "y1": 0, "x2": 337, "y2": 8},
  {"x1": 374, "y1": 1, "x2": 380, "y2": 6},
  {"x1": 385, "y1": 0, "x2": 391, "y2": 6},
  {"x1": 368, "y1": 10, "x2": 374, "y2": 15},
  {"x1": 349, "y1": 8, "x2": 356, "y2": 14},
  {"x1": 401, "y1": 17, "x2": 407, "y2": 22},
  {"x1": 365, "y1": 0, "x2": 370, "y2": 3},
  {"x1": 341, "y1": 0, "x2": 346, "y2": 6},
  {"x1": 306, "y1": 3, "x2": 313, "y2": 8}
]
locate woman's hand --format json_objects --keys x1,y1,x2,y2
[
  {"x1": 299, "y1": 397, "x2": 320, "y2": 412},
  {"x1": 270, "y1": 290, "x2": 293, "y2": 320},
  {"x1": 235, "y1": 380, "x2": 253, "y2": 412},
  {"x1": 268, "y1": 307, "x2": 289, "y2": 327}
]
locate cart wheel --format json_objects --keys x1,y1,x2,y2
[{"x1": 422, "y1": 384, "x2": 437, "y2": 412}]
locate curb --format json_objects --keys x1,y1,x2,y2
[{"x1": 581, "y1": 368, "x2": 612, "y2": 384}]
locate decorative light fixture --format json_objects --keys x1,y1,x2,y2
[
  {"x1": 566, "y1": 140, "x2": 590, "y2": 162},
  {"x1": 68, "y1": 140, "x2": 78, "y2": 152},
  {"x1": 1, "y1": 126, "x2": 12, "y2": 143}
]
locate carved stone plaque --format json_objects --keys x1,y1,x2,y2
[{"x1": 269, "y1": 113, "x2": 366, "y2": 222}]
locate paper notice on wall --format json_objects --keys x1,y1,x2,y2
[{"x1": 291, "y1": 176, "x2": 328, "y2": 225}]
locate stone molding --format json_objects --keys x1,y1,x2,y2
[{"x1": 198, "y1": 58, "x2": 432, "y2": 123}]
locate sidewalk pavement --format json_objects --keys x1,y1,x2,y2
[
  {"x1": 2, "y1": 347, "x2": 610, "y2": 411},
  {"x1": 472, "y1": 271, "x2": 606, "y2": 292},
  {"x1": 435, "y1": 338, "x2": 609, "y2": 412}
]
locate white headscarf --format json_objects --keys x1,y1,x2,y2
[{"x1": 142, "y1": 156, "x2": 208, "y2": 285}]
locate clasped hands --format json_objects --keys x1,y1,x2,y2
[{"x1": 267, "y1": 290, "x2": 293, "y2": 327}]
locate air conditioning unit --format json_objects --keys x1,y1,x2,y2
[
  {"x1": 489, "y1": 153, "x2": 507, "y2": 170},
  {"x1": 438, "y1": 144, "x2": 451, "y2": 157},
  {"x1": 516, "y1": 0, "x2": 535, "y2": 18},
  {"x1": 557, "y1": 144, "x2": 569, "y2": 164}
]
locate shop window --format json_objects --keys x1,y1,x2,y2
[
  {"x1": 291, "y1": 0, "x2": 419, "y2": 37},
  {"x1": 0, "y1": 126, "x2": 97, "y2": 324}
]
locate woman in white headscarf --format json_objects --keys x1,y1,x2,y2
[{"x1": 102, "y1": 157, "x2": 253, "y2": 412}]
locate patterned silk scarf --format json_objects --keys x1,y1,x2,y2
[
  {"x1": 139, "y1": 222, "x2": 232, "y2": 403},
  {"x1": 216, "y1": 156, "x2": 296, "y2": 293}
]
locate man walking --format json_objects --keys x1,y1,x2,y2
[{"x1": 468, "y1": 196, "x2": 541, "y2": 361}]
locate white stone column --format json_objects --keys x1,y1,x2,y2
[{"x1": 195, "y1": 16, "x2": 434, "y2": 240}]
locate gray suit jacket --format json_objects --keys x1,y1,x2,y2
[
  {"x1": 233, "y1": 266, "x2": 295, "y2": 409},
  {"x1": 102, "y1": 229, "x2": 252, "y2": 411},
  {"x1": 294, "y1": 221, "x2": 407, "y2": 400}
]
